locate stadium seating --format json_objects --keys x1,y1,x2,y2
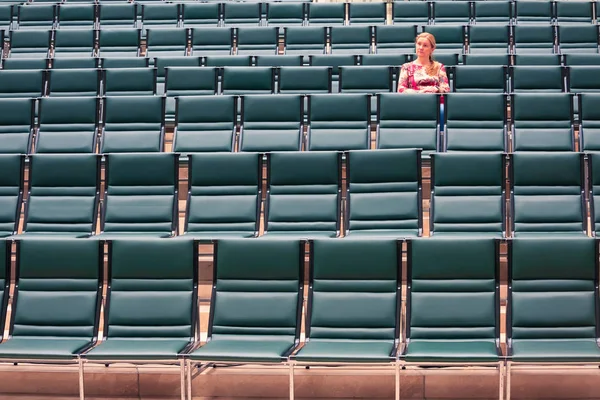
[
  {"x1": 349, "y1": 2, "x2": 386, "y2": 25},
  {"x1": 257, "y1": 55, "x2": 303, "y2": 67},
  {"x1": 98, "y1": 3, "x2": 137, "y2": 28},
  {"x1": 375, "y1": 25, "x2": 417, "y2": 54},
  {"x1": 223, "y1": 2, "x2": 261, "y2": 26},
  {"x1": 472, "y1": 0, "x2": 512, "y2": 25},
  {"x1": 284, "y1": 26, "x2": 327, "y2": 55},
  {"x1": 0, "y1": 240, "x2": 7, "y2": 339},
  {"x1": 165, "y1": 66, "x2": 216, "y2": 116},
  {"x1": 308, "y1": 2, "x2": 345, "y2": 26},
  {"x1": 277, "y1": 66, "x2": 332, "y2": 93},
  {"x1": 17, "y1": 4, "x2": 55, "y2": 30},
  {"x1": 182, "y1": 2, "x2": 219, "y2": 27},
  {"x1": 0, "y1": 154, "x2": 23, "y2": 237},
  {"x1": 222, "y1": 66, "x2": 274, "y2": 94},
  {"x1": 588, "y1": 152, "x2": 600, "y2": 235},
  {"x1": 141, "y1": 3, "x2": 180, "y2": 29},
  {"x1": 97, "y1": 28, "x2": 141, "y2": 57},
  {"x1": 0, "y1": 98, "x2": 33, "y2": 154},
  {"x1": 510, "y1": 65, "x2": 566, "y2": 92},
  {"x1": 0, "y1": 69, "x2": 44, "y2": 98},
  {"x1": 191, "y1": 27, "x2": 233, "y2": 56},
  {"x1": 237, "y1": 26, "x2": 279, "y2": 55},
  {"x1": 579, "y1": 93, "x2": 600, "y2": 151},
  {"x1": 432, "y1": 1, "x2": 471, "y2": 25},
  {"x1": 266, "y1": 2, "x2": 305, "y2": 26},
  {"x1": 8, "y1": 29, "x2": 50, "y2": 58},
  {"x1": 46, "y1": 68, "x2": 101, "y2": 97},
  {"x1": 393, "y1": 1, "x2": 430, "y2": 25},
  {"x1": 56, "y1": 3, "x2": 95, "y2": 29},
  {"x1": 557, "y1": 25, "x2": 600, "y2": 54},
  {"x1": 513, "y1": 54, "x2": 561, "y2": 65},
  {"x1": 453, "y1": 65, "x2": 507, "y2": 93},
  {"x1": 145, "y1": 28, "x2": 188, "y2": 58},
  {"x1": 330, "y1": 25, "x2": 372, "y2": 54},
  {"x1": 513, "y1": 24, "x2": 556, "y2": 53},
  {"x1": 103, "y1": 67, "x2": 156, "y2": 96},
  {"x1": 514, "y1": 0, "x2": 554, "y2": 24},
  {"x1": 467, "y1": 25, "x2": 510, "y2": 54},
  {"x1": 556, "y1": 0, "x2": 594, "y2": 24}
]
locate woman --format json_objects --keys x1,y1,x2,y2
[{"x1": 398, "y1": 32, "x2": 450, "y2": 94}]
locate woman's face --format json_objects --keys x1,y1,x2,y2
[{"x1": 415, "y1": 37, "x2": 434, "y2": 59}]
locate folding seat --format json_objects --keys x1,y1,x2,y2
[
  {"x1": 308, "y1": 2, "x2": 345, "y2": 26},
  {"x1": 103, "y1": 67, "x2": 156, "y2": 96},
  {"x1": 403, "y1": 238, "x2": 503, "y2": 393},
  {"x1": 510, "y1": 65, "x2": 566, "y2": 93},
  {"x1": 80, "y1": 238, "x2": 195, "y2": 400},
  {"x1": 330, "y1": 26, "x2": 372, "y2": 54},
  {"x1": 17, "y1": 4, "x2": 55, "y2": 29},
  {"x1": 141, "y1": 3, "x2": 180, "y2": 29},
  {"x1": 0, "y1": 239, "x2": 100, "y2": 366},
  {"x1": 0, "y1": 154, "x2": 23, "y2": 237},
  {"x1": 349, "y1": 2, "x2": 386, "y2": 26},
  {"x1": 375, "y1": 25, "x2": 418, "y2": 54},
  {"x1": 145, "y1": 28, "x2": 188, "y2": 58},
  {"x1": 506, "y1": 236, "x2": 600, "y2": 397},
  {"x1": 182, "y1": 2, "x2": 220, "y2": 27},
  {"x1": 186, "y1": 239, "x2": 303, "y2": 396},
  {"x1": 512, "y1": 54, "x2": 561, "y2": 65},
  {"x1": 165, "y1": 67, "x2": 217, "y2": 118},
  {"x1": 393, "y1": 1, "x2": 430, "y2": 25},
  {"x1": 361, "y1": 53, "x2": 409, "y2": 66},
  {"x1": 514, "y1": 0, "x2": 554, "y2": 24},
  {"x1": 291, "y1": 239, "x2": 400, "y2": 397},
  {"x1": 377, "y1": 93, "x2": 439, "y2": 157},
  {"x1": 308, "y1": 93, "x2": 370, "y2": 151},
  {"x1": 467, "y1": 25, "x2": 510, "y2": 54},
  {"x1": 101, "y1": 57, "x2": 148, "y2": 69},
  {"x1": 240, "y1": 94, "x2": 302, "y2": 152},
  {"x1": 0, "y1": 69, "x2": 44, "y2": 98},
  {"x1": 0, "y1": 98, "x2": 33, "y2": 154},
  {"x1": 430, "y1": 152, "x2": 505, "y2": 236},
  {"x1": 56, "y1": 3, "x2": 95, "y2": 29},
  {"x1": 101, "y1": 95, "x2": 165, "y2": 153},
  {"x1": 423, "y1": 25, "x2": 466, "y2": 54},
  {"x1": 52, "y1": 28, "x2": 96, "y2": 58},
  {"x1": 579, "y1": 93, "x2": 600, "y2": 151},
  {"x1": 36, "y1": 97, "x2": 98, "y2": 153},
  {"x1": 434, "y1": 53, "x2": 460, "y2": 68},
  {"x1": 1, "y1": 58, "x2": 47, "y2": 70},
  {"x1": 511, "y1": 152, "x2": 585, "y2": 236},
  {"x1": 0, "y1": 4, "x2": 12, "y2": 31},
  {"x1": 339, "y1": 65, "x2": 393, "y2": 94},
  {"x1": 191, "y1": 27, "x2": 233, "y2": 56},
  {"x1": 453, "y1": 65, "x2": 507, "y2": 93},
  {"x1": 513, "y1": 24, "x2": 556, "y2": 53},
  {"x1": 570, "y1": 66, "x2": 600, "y2": 94},
  {"x1": 236, "y1": 26, "x2": 278, "y2": 55},
  {"x1": 222, "y1": 2, "x2": 261, "y2": 26},
  {"x1": 310, "y1": 55, "x2": 357, "y2": 89},
  {"x1": 564, "y1": 53, "x2": 600, "y2": 65},
  {"x1": 589, "y1": 152, "x2": 600, "y2": 231},
  {"x1": 98, "y1": 28, "x2": 141, "y2": 57},
  {"x1": 256, "y1": 55, "x2": 303, "y2": 66},
  {"x1": 558, "y1": 25, "x2": 599, "y2": 54},
  {"x1": 98, "y1": 3, "x2": 137, "y2": 28},
  {"x1": 222, "y1": 66, "x2": 274, "y2": 95},
  {"x1": 463, "y1": 53, "x2": 511, "y2": 66},
  {"x1": 154, "y1": 56, "x2": 202, "y2": 86},
  {"x1": 8, "y1": 29, "x2": 50, "y2": 58},
  {"x1": 0, "y1": 240, "x2": 7, "y2": 337},
  {"x1": 284, "y1": 26, "x2": 326, "y2": 55},
  {"x1": 264, "y1": 151, "x2": 341, "y2": 238},
  {"x1": 266, "y1": 2, "x2": 305, "y2": 26},
  {"x1": 52, "y1": 57, "x2": 99, "y2": 69},
  {"x1": 181, "y1": 153, "x2": 260, "y2": 239},
  {"x1": 173, "y1": 95, "x2": 236, "y2": 153},
  {"x1": 278, "y1": 66, "x2": 331, "y2": 94},
  {"x1": 432, "y1": 1, "x2": 471, "y2": 25},
  {"x1": 472, "y1": 0, "x2": 512, "y2": 25},
  {"x1": 345, "y1": 148, "x2": 421, "y2": 238},
  {"x1": 47, "y1": 68, "x2": 100, "y2": 97},
  {"x1": 205, "y1": 55, "x2": 251, "y2": 67},
  {"x1": 556, "y1": 1, "x2": 594, "y2": 24},
  {"x1": 98, "y1": 153, "x2": 178, "y2": 237}
]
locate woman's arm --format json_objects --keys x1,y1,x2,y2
[
  {"x1": 437, "y1": 65, "x2": 450, "y2": 93},
  {"x1": 397, "y1": 65, "x2": 416, "y2": 93}
]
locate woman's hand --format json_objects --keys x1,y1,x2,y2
[{"x1": 419, "y1": 86, "x2": 439, "y2": 93}]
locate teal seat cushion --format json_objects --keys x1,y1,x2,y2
[
  {"x1": 92, "y1": 232, "x2": 173, "y2": 240},
  {"x1": 11, "y1": 232, "x2": 91, "y2": 239},
  {"x1": 84, "y1": 338, "x2": 191, "y2": 360},
  {"x1": 261, "y1": 231, "x2": 337, "y2": 239},
  {"x1": 0, "y1": 337, "x2": 91, "y2": 359},
  {"x1": 295, "y1": 339, "x2": 395, "y2": 363},
  {"x1": 344, "y1": 229, "x2": 419, "y2": 238},
  {"x1": 0, "y1": 231, "x2": 12, "y2": 238},
  {"x1": 179, "y1": 232, "x2": 256, "y2": 240},
  {"x1": 431, "y1": 232, "x2": 504, "y2": 238},
  {"x1": 404, "y1": 339, "x2": 500, "y2": 363},
  {"x1": 511, "y1": 339, "x2": 600, "y2": 362},
  {"x1": 188, "y1": 338, "x2": 296, "y2": 363},
  {"x1": 512, "y1": 231, "x2": 587, "y2": 238}
]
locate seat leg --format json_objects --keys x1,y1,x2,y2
[
  {"x1": 506, "y1": 361, "x2": 511, "y2": 400},
  {"x1": 395, "y1": 361, "x2": 400, "y2": 400},
  {"x1": 289, "y1": 362, "x2": 295, "y2": 400},
  {"x1": 187, "y1": 359, "x2": 193, "y2": 400},
  {"x1": 180, "y1": 359, "x2": 186, "y2": 400},
  {"x1": 498, "y1": 361, "x2": 504, "y2": 400},
  {"x1": 78, "y1": 358, "x2": 85, "y2": 400}
]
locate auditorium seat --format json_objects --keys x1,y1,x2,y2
[
  {"x1": 472, "y1": 0, "x2": 511, "y2": 25},
  {"x1": 47, "y1": 68, "x2": 101, "y2": 97},
  {"x1": 0, "y1": 240, "x2": 7, "y2": 340},
  {"x1": 97, "y1": 28, "x2": 141, "y2": 57},
  {"x1": 155, "y1": 56, "x2": 202, "y2": 95},
  {"x1": 145, "y1": 27, "x2": 188, "y2": 58},
  {"x1": 222, "y1": 66, "x2": 274, "y2": 95},
  {"x1": 278, "y1": 66, "x2": 331, "y2": 94},
  {"x1": 556, "y1": 0, "x2": 594, "y2": 24},
  {"x1": 256, "y1": 55, "x2": 303, "y2": 67},
  {"x1": 512, "y1": 54, "x2": 562, "y2": 65},
  {"x1": 191, "y1": 27, "x2": 233, "y2": 56},
  {"x1": 182, "y1": 2, "x2": 219, "y2": 27},
  {"x1": 0, "y1": 98, "x2": 34, "y2": 154},
  {"x1": 588, "y1": 152, "x2": 600, "y2": 234},
  {"x1": 17, "y1": 4, "x2": 55, "y2": 30},
  {"x1": 223, "y1": 2, "x2": 261, "y2": 26},
  {"x1": 510, "y1": 65, "x2": 566, "y2": 92},
  {"x1": 53, "y1": 57, "x2": 98, "y2": 69},
  {"x1": 564, "y1": 53, "x2": 600, "y2": 65},
  {"x1": 0, "y1": 69, "x2": 44, "y2": 98},
  {"x1": 0, "y1": 154, "x2": 24, "y2": 237},
  {"x1": 56, "y1": 3, "x2": 95, "y2": 29},
  {"x1": 141, "y1": 3, "x2": 180, "y2": 29},
  {"x1": 284, "y1": 26, "x2": 326, "y2": 55},
  {"x1": 308, "y1": 2, "x2": 345, "y2": 26},
  {"x1": 165, "y1": 66, "x2": 217, "y2": 117},
  {"x1": 266, "y1": 2, "x2": 305, "y2": 26},
  {"x1": 205, "y1": 55, "x2": 252, "y2": 67},
  {"x1": 98, "y1": 3, "x2": 137, "y2": 29},
  {"x1": 453, "y1": 65, "x2": 507, "y2": 93},
  {"x1": 361, "y1": 53, "x2": 409, "y2": 67},
  {"x1": 8, "y1": 29, "x2": 50, "y2": 58},
  {"x1": 349, "y1": 2, "x2": 386, "y2": 26},
  {"x1": 432, "y1": 1, "x2": 471, "y2": 25},
  {"x1": 2, "y1": 57, "x2": 47, "y2": 70},
  {"x1": 375, "y1": 25, "x2": 417, "y2": 54},
  {"x1": 569, "y1": 66, "x2": 600, "y2": 94},
  {"x1": 102, "y1": 67, "x2": 157, "y2": 96},
  {"x1": 393, "y1": 1, "x2": 430, "y2": 25},
  {"x1": 0, "y1": 4, "x2": 12, "y2": 31},
  {"x1": 339, "y1": 65, "x2": 393, "y2": 94},
  {"x1": 513, "y1": 24, "x2": 556, "y2": 53},
  {"x1": 467, "y1": 25, "x2": 510, "y2": 54},
  {"x1": 330, "y1": 26, "x2": 372, "y2": 54},
  {"x1": 102, "y1": 56, "x2": 148, "y2": 69},
  {"x1": 236, "y1": 26, "x2": 278, "y2": 55},
  {"x1": 310, "y1": 54, "x2": 357, "y2": 92},
  {"x1": 463, "y1": 54, "x2": 510, "y2": 66},
  {"x1": 579, "y1": 93, "x2": 600, "y2": 151},
  {"x1": 557, "y1": 24, "x2": 600, "y2": 54},
  {"x1": 514, "y1": 0, "x2": 554, "y2": 24}
]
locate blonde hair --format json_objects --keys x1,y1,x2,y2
[{"x1": 415, "y1": 32, "x2": 440, "y2": 76}]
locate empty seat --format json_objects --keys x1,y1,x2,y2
[
  {"x1": 101, "y1": 96, "x2": 165, "y2": 153},
  {"x1": 377, "y1": 93, "x2": 439, "y2": 157},
  {"x1": 512, "y1": 93, "x2": 574, "y2": 151},
  {"x1": 2, "y1": 58, "x2": 48, "y2": 70},
  {"x1": 589, "y1": 152, "x2": 600, "y2": 232},
  {"x1": 558, "y1": 25, "x2": 600, "y2": 54},
  {"x1": 556, "y1": 1, "x2": 594, "y2": 24},
  {"x1": 472, "y1": 0, "x2": 512, "y2": 25},
  {"x1": 330, "y1": 26, "x2": 372, "y2": 54},
  {"x1": 308, "y1": 93, "x2": 370, "y2": 151},
  {"x1": 173, "y1": 95, "x2": 236, "y2": 153},
  {"x1": 511, "y1": 152, "x2": 585, "y2": 236},
  {"x1": 361, "y1": 54, "x2": 410, "y2": 66},
  {"x1": 468, "y1": 25, "x2": 510, "y2": 54},
  {"x1": 266, "y1": 2, "x2": 304, "y2": 26},
  {"x1": 285, "y1": 26, "x2": 326, "y2": 55},
  {"x1": 191, "y1": 27, "x2": 233, "y2": 56},
  {"x1": 515, "y1": 0, "x2": 554, "y2": 24},
  {"x1": 430, "y1": 152, "x2": 505, "y2": 237},
  {"x1": 141, "y1": 3, "x2": 180, "y2": 28},
  {"x1": 98, "y1": 28, "x2": 141, "y2": 57},
  {"x1": 256, "y1": 55, "x2": 303, "y2": 67},
  {"x1": 0, "y1": 155, "x2": 23, "y2": 237},
  {"x1": 99, "y1": 153, "x2": 177, "y2": 238},
  {"x1": 454, "y1": 65, "x2": 507, "y2": 93},
  {"x1": 205, "y1": 55, "x2": 251, "y2": 67},
  {"x1": 18, "y1": 154, "x2": 99, "y2": 237},
  {"x1": 165, "y1": 67, "x2": 217, "y2": 117},
  {"x1": 375, "y1": 25, "x2": 417, "y2": 54},
  {"x1": 0, "y1": 69, "x2": 44, "y2": 98},
  {"x1": 236, "y1": 26, "x2": 278, "y2": 55},
  {"x1": 0, "y1": 4, "x2": 12, "y2": 31},
  {"x1": 570, "y1": 66, "x2": 600, "y2": 94},
  {"x1": 308, "y1": 2, "x2": 345, "y2": 26},
  {"x1": 223, "y1": 2, "x2": 261, "y2": 26},
  {"x1": 265, "y1": 151, "x2": 341, "y2": 238},
  {"x1": 155, "y1": 56, "x2": 202, "y2": 88},
  {"x1": 513, "y1": 24, "x2": 556, "y2": 53},
  {"x1": 37, "y1": 97, "x2": 98, "y2": 153},
  {"x1": 510, "y1": 65, "x2": 565, "y2": 92},
  {"x1": 339, "y1": 65, "x2": 393, "y2": 94},
  {"x1": 103, "y1": 68, "x2": 156, "y2": 96},
  {"x1": 222, "y1": 66, "x2": 274, "y2": 95},
  {"x1": 0, "y1": 98, "x2": 34, "y2": 154},
  {"x1": 445, "y1": 93, "x2": 507, "y2": 151},
  {"x1": 182, "y1": 153, "x2": 261, "y2": 239},
  {"x1": 0, "y1": 239, "x2": 7, "y2": 337},
  {"x1": 98, "y1": 3, "x2": 137, "y2": 28},
  {"x1": 310, "y1": 54, "x2": 357, "y2": 92},
  {"x1": 345, "y1": 148, "x2": 422, "y2": 238},
  {"x1": 47, "y1": 68, "x2": 100, "y2": 97},
  {"x1": 432, "y1": 1, "x2": 471, "y2": 25},
  {"x1": 424, "y1": 25, "x2": 465, "y2": 54},
  {"x1": 182, "y1": 2, "x2": 219, "y2": 27},
  {"x1": 145, "y1": 28, "x2": 188, "y2": 58},
  {"x1": 57, "y1": 3, "x2": 95, "y2": 29},
  {"x1": 349, "y1": 2, "x2": 386, "y2": 25},
  {"x1": 579, "y1": 93, "x2": 600, "y2": 151},
  {"x1": 565, "y1": 53, "x2": 600, "y2": 65},
  {"x1": 434, "y1": 53, "x2": 460, "y2": 67},
  {"x1": 512, "y1": 54, "x2": 562, "y2": 65},
  {"x1": 278, "y1": 66, "x2": 331, "y2": 94},
  {"x1": 53, "y1": 28, "x2": 95, "y2": 58},
  {"x1": 102, "y1": 57, "x2": 148, "y2": 69},
  {"x1": 9, "y1": 29, "x2": 50, "y2": 58},
  {"x1": 17, "y1": 4, "x2": 55, "y2": 29},
  {"x1": 463, "y1": 53, "x2": 511, "y2": 66},
  {"x1": 393, "y1": 1, "x2": 430, "y2": 25},
  {"x1": 52, "y1": 57, "x2": 99, "y2": 69}
]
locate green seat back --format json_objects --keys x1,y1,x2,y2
[
  {"x1": 165, "y1": 67, "x2": 217, "y2": 97},
  {"x1": 103, "y1": 153, "x2": 177, "y2": 235},
  {"x1": 434, "y1": 53, "x2": 459, "y2": 67},
  {"x1": 511, "y1": 66, "x2": 565, "y2": 92},
  {"x1": 223, "y1": 2, "x2": 261, "y2": 26},
  {"x1": 174, "y1": 95, "x2": 235, "y2": 153},
  {"x1": 468, "y1": 25, "x2": 510, "y2": 53},
  {"x1": 587, "y1": 152, "x2": 600, "y2": 232},
  {"x1": 513, "y1": 54, "x2": 562, "y2": 65},
  {"x1": 102, "y1": 95, "x2": 164, "y2": 153},
  {"x1": 241, "y1": 94, "x2": 302, "y2": 152},
  {"x1": 511, "y1": 152, "x2": 585, "y2": 235},
  {"x1": 18, "y1": 4, "x2": 55, "y2": 29},
  {"x1": 308, "y1": 2, "x2": 344, "y2": 26},
  {"x1": 375, "y1": 25, "x2": 417, "y2": 53},
  {"x1": 349, "y1": 2, "x2": 386, "y2": 25},
  {"x1": 57, "y1": 3, "x2": 95, "y2": 28},
  {"x1": 0, "y1": 240, "x2": 8, "y2": 338},
  {"x1": 141, "y1": 3, "x2": 180, "y2": 27},
  {"x1": 580, "y1": 93, "x2": 600, "y2": 151},
  {"x1": 330, "y1": 26, "x2": 371, "y2": 54},
  {"x1": 98, "y1": 3, "x2": 137, "y2": 28},
  {"x1": 0, "y1": 98, "x2": 33, "y2": 154},
  {"x1": 310, "y1": 55, "x2": 357, "y2": 92},
  {"x1": 570, "y1": 66, "x2": 600, "y2": 93},
  {"x1": 393, "y1": 1, "x2": 430, "y2": 24},
  {"x1": 256, "y1": 55, "x2": 303, "y2": 67},
  {"x1": 278, "y1": 66, "x2": 331, "y2": 94},
  {"x1": 0, "y1": 155, "x2": 23, "y2": 236},
  {"x1": 186, "y1": 152, "x2": 260, "y2": 236},
  {"x1": 285, "y1": 26, "x2": 326, "y2": 55},
  {"x1": 37, "y1": 97, "x2": 98, "y2": 153},
  {"x1": 346, "y1": 149, "x2": 421, "y2": 236},
  {"x1": 205, "y1": 55, "x2": 251, "y2": 67},
  {"x1": 565, "y1": 53, "x2": 600, "y2": 66},
  {"x1": 182, "y1": 3, "x2": 220, "y2": 27},
  {"x1": 267, "y1": 2, "x2": 304, "y2": 26},
  {"x1": 558, "y1": 25, "x2": 599, "y2": 53},
  {"x1": 237, "y1": 26, "x2": 278, "y2": 55},
  {"x1": 25, "y1": 154, "x2": 99, "y2": 234},
  {"x1": 105, "y1": 239, "x2": 196, "y2": 339},
  {"x1": 98, "y1": 28, "x2": 140, "y2": 57},
  {"x1": 191, "y1": 27, "x2": 232, "y2": 55},
  {"x1": 339, "y1": 66, "x2": 393, "y2": 93},
  {"x1": 53, "y1": 28, "x2": 95, "y2": 56},
  {"x1": 3, "y1": 58, "x2": 48, "y2": 70},
  {"x1": 515, "y1": 0, "x2": 553, "y2": 24},
  {"x1": 463, "y1": 54, "x2": 510, "y2": 66},
  {"x1": 222, "y1": 66, "x2": 274, "y2": 95},
  {"x1": 103, "y1": 67, "x2": 157, "y2": 96},
  {"x1": 445, "y1": 93, "x2": 506, "y2": 151},
  {"x1": 513, "y1": 24, "x2": 555, "y2": 53},
  {"x1": 155, "y1": 56, "x2": 202, "y2": 83},
  {"x1": 556, "y1": 1, "x2": 594, "y2": 24},
  {"x1": 9, "y1": 29, "x2": 50, "y2": 58},
  {"x1": 512, "y1": 93, "x2": 573, "y2": 151},
  {"x1": 53, "y1": 57, "x2": 99, "y2": 69},
  {"x1": 361, "y1": 54, "x2": 410, "y2": 66},
  {"x1": 453, "y1": 65, "x2": 507, "y2": 93},
  {"x1": 0, "y1": 69, "x2": 44, "y2": 98},
  {"x1": 266, "y1": 151, "x2": 340, "y2": 236},
  {"x1": 0, "y1": 5, "x2": 12, "y2": 30},
  {"x1": 102, "y1": 57, "x2": 148, "y2": 69},
  {"x1": 431, "y1": 152, "x2": 505, "y2": 235},
  {"x1": 308, "y1": 93, "x2": 370, "y2": 151},
  {"x1": 473, "y1": 1, "x2": 511, "y2": 24},
  {"x1": 146, "y1": 28, "x2": 188, "y2": 57},
  {"x1": 47, "y1": 68, "x2": 100, "y2": 97},
  {"x1": 432, "y1": 1, "x2": 470, "y2": 24}
]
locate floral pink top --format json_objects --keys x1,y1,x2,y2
[{"x1": 397, "y1": 61, "x2": 450, "y2": 94}]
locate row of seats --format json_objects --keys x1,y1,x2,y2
[
  {"x1": 0, "y1": 236, "x2": 598, "y2": 400},
  {"x1": 0, "y1": 150, "x2": 598, "y2": 239}
]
